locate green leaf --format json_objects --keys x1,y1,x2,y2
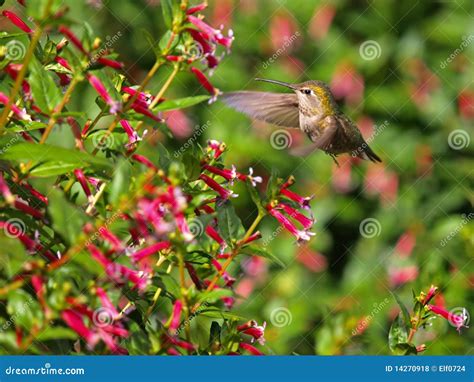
[
  {"x1": 197, "y1": 289, "x2": 233, "y2": 304},
  {"x1": 109, "y1": 159, "x2": 132, "y2": 206},
  {"x1": 393, "y1": 343, "x2": 418, "y2": 355},
  {"x1": 388, "y1": 314, "x2": 408, "y2": 354},
  {"x1": 48, "y1": 188, "x2": 89, "y2": 246},
  {"x1": 209, "y1": 321, "x2": 221, "y2": 348},
  {"x1": 161, "y1": 0, "x2": 173, "y2": 28},
  {"x1": 27, "y1": 0, "x2": 62, "y2": 20},
  {"x1": 392, "y1": 293, "x2": 411, "y2": 331},
  {"x1": 29, "y1": 57, "x2": 62, "y2": 113},
  {"x1": 240, "y1": 245, "x2": 285, "y2": 267},
  {"x1": 217, "y1": 200, "x2": 243, "y2": 245},
  {"x1": 6, "y1": 289, "x2": 42, "y2": 331},
  {"x1": 155, "y1": 95, "x2": 210, "y2": 112},
  {"x1": 142, "y1": 29, "x2": 161, "y2": 58},
  {"x1": 0, "y1": 142, "x2": 112, "y2": 170},
  {"x1": 200, "y1": 308, "x2": 246, "y2": 321},
  {"x1": 35, "y1": 327, "x2": 78, "y2": 341},
  {"x1": 30, "y1": 162, "x2": 78, "y2": 177},
  {"x1": 247, "y1": 181, "x2": 266, "y2": 215}
]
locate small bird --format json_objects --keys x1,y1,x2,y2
[{"x1": 221, "y1": 78, "x2": 381, "y2": 164}]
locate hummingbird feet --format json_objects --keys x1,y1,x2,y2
[{"x1": 327, "y1": 153, "x2": 340, "y2": 167}]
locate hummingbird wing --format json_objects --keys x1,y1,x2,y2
[
  {"x1": 290, "y1": 116, "x2": 339, "y2": 156},
  {"x1": 221, "y1": 91, "x2": 300, "y2": 128}
]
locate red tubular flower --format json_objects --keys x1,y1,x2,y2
[
  {"x1": 73, "y1": 169, "x2": 92, "y2": 199},
  {"x1": 422, "y1": 285, "x2": 438, "y2": 305},
  {"x1": 169, "y1": 299, "x2": 183, "y2": 332},
  {"x1": 237, "y1": 320, "x2": 266, "y2": 345},
  {"x1": 2, "y1": 10, "x2": 33, "y2": 33},
  {"x1": 131, "y1": 103, "x2": 162, "y2": 122},
  {"x1": 199, "y1": 174, "x2": 237, "y2": 199},
  {"x1": 280, "y1": 188, "x2": 312, "y2": 210},
  {"x1": 267, "y1": 205, "x2": 314, "y2": 243},
  {"x1": 131, "y1": 241, "x2": 171, "y2": 262},
  {"x1": 98, "y1": 227, "x2": 123, "y2": 252},
  {"x1": 236, "y1": 167, "x2": 263, "y2": 187},
  {"x1": 166, "y1": 336, "x2": 196, "y2": 352},
  {"x1": 186, "y1": 3, "x2": 208, "y2": 15},
  {"x1": 211, "y1": 259, "x2": 235, "y2": 287},
  {"x1": 185, "y1": 262, "x2": 204, "y2": 290},
  {"x1": 62, "y1": 309, "x2": 99, "y2": 347},
  {"x1": 58, "y1": 25, "x2": 87, "y2": 54},
  {"x1": 131, "y1": 154, "x2": 157, "y2": 170},
  {"x1": 243, "y1": 231, "x2": 262, "y2": 244},
  {"x1": 202, "y1": 164, "x2": 237, "y2": 182},
  {"x1": 190, "y1": 67, "x2": 217, "y2": 96},
  {"x1": 276, "y1": 203, "x2": 314, "y2": 230},
  {"x1": 205, "y1": 225, "x2": 226, "y2": 249},
  {"x1": 14, "y1": 200, "x2": 43, "y2": 219},
  {"x1": 97, "y1": 57, "x2": 124, "y2": 70},
  {"x1": 187, "y1": 15, "x2": 234, "y2": 49},
  {"x1": 206, "y1": 140, "x2": 226, "y2": 158},
  {"x1": 239, "y1": 342, "x2": 263, "y2": 355},
  {"x1": 120, "y1": 120, "x2": 140, "y2": 146},
  {"x1": 0, "y1": 92, "x2": 31, "y2": 121},
  {"x1": 95, "y1": 287, "x2": 119, "y2": 318},
  {"x1": 426, "y1": 305, "x2": 469, "y2": 333},
  {"x1": 175, "y1": 213, "x2": 194, "y2": 242},
  {"x1": 87, "y1": 74, "x2": 121, "y2": 114}
]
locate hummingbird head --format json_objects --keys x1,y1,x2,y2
[{"x1": 255, "y1": 78, "x2": 337, "y2": 115}]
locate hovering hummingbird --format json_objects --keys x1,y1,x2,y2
[{"x1": 221, "y1": 78, "x2": 382, "y2": 164}]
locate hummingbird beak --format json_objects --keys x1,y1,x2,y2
[{"x1": 255, "y1": 78, "x2": 297, "y2": 90}]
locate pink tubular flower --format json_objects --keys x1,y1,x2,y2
[
  {"x1": 58, "y1": 25, "x2": 87, "y2": 54},
  {"x1": 199, "y1": 174, "x2": 237, "y2": 199},
  {"x1": 202, "y1": 164, "x2": 237, "y2": 182},
  {"x1": 169, "y1": 299, "x2": 183, "y2": 332},
  {"x1": 267, "y1": 205, "x2": 314, "y2": 243},
  {"x1": 237, "y1": 320, "x2": 266, "y2": 345},
  {"x1": 190, "y1": 67, "x2": 217, "y2": 97},
  {"x1": 131, "y1": 241, "x2": 171, "y2": 262},
  {"x1": 2, "y1": 10, "x2": 33, "y2": 33},
  {"x1": 276, "y1": 203, "x2": 314, "y2": 230},
  {"x1": 87, "y1": 74, "x2": 121, "y2": 114},
  {"x1": 0, "y1": 92, "x2": 31, "y2": 121},
  {"x1": 187, "y1": 15, "x2": 234, "y2": 49},
  {"x1": 239, "y1": 342, "x2": 263, "y2": 355},
  {"x1": 14, "y1": 200, "x2": 43, "y2": 219},
  {"x1": 95, "y1": 287, "x2": 119, "y2": 319},
  {"x1": 422, "y1": 285, "x2": 438, "y2": 305},
  {"x1": 98, "y1": 227, "x2": 123, "y2": 252},
  {"x1": 62, "y1": 309, "x2": 99, "y2": 346},
  {"x1": 211, "y1": 259, "x2": 235, "y2": 287},
  {"x1": 74, "y1": 169, "x2": 92, "y2": 199},
  {"x1": 120, "y1": 120, "x2": 140, "y2": 146},
  {"x1": 426, "y1": 305, "x2": 469, "y2": 333},
  {"x1": 280, "y1": 187, "x2": 312, "y2": 210},
  {"x1": 0, "y1": 173, "x2": 14, "y2": 204}
]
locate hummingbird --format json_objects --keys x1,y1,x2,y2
[{"x1": 221, "y1": 78, "x2": 382, "y2": 164}]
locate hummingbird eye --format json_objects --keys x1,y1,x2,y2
[{"x1": 302, "y1": 89, "x2": 312, "y2": 95}]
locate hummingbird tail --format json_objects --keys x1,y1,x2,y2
[{"x1": 360, "y1": 145, "x2": 382, "y2": 163}]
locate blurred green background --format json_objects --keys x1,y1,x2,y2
[{"x1": 3, "y1": 0, "x2": 473, "y2": 354}]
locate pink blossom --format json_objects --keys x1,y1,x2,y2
[
  {"x1": 186, "y1": 3, "x2": 208, "y2": 15},
  {"x1": 58, "y1": 25, "x2": 87, "y2": 54},
  {"x1": 98, "y1": 227, "x2": 123, "y2": 252},
  {"x1": 205, "y1": 225, "x2": 226, "y2": 250},
  {"x1": 190, "y1": 67, "x2": 218, "y2": 98},
  {"x1": 267, "y1": 205, "x2": 314, "y2": 243},
  {"x1": 276, "y1": 202, "x2": 314, "y2": 230},
  {"x1": 120, "y1": 120, "x2": 140, "y2": 146},
  {"x1": 239, "y1": 342, "x2": 263, "y2": 355},
  {"x1": 199, "y1": 174, "x2": 237, "y2": 199},
  {"x1": 0, "y1": 92, "x2": 31, "y2": 121},
  {"x1": 73, "y1": 169, "x2": 92, "y2": 199},
  {"x1": 237, "y1": 320, "x2": 266, "y2": 345},
  {"x1": 131, "y1": 154, "x2": 157, "y2": 170},
  {"x1": 61, "y1": 309, "x2": 99, "y2": 346},
  {"x1": 206, "y1": 139, "x2": 226, "y2": 158},
  {"x1": 169, "y1": 299, "x2": 183, "y2": 332},
  {"x1": 0, "y1": 172, "x2": 14, "y2": 204},
  {"x1": 279, "y1": 187, "x2": 312, "y2": 210},
  {"x1": 97, "y1": 57, "x2": 124, "y2": 70}
]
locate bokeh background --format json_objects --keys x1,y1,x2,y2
[{"x1": 2, "y1": 0, "x2": 473, "y2": 355}]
